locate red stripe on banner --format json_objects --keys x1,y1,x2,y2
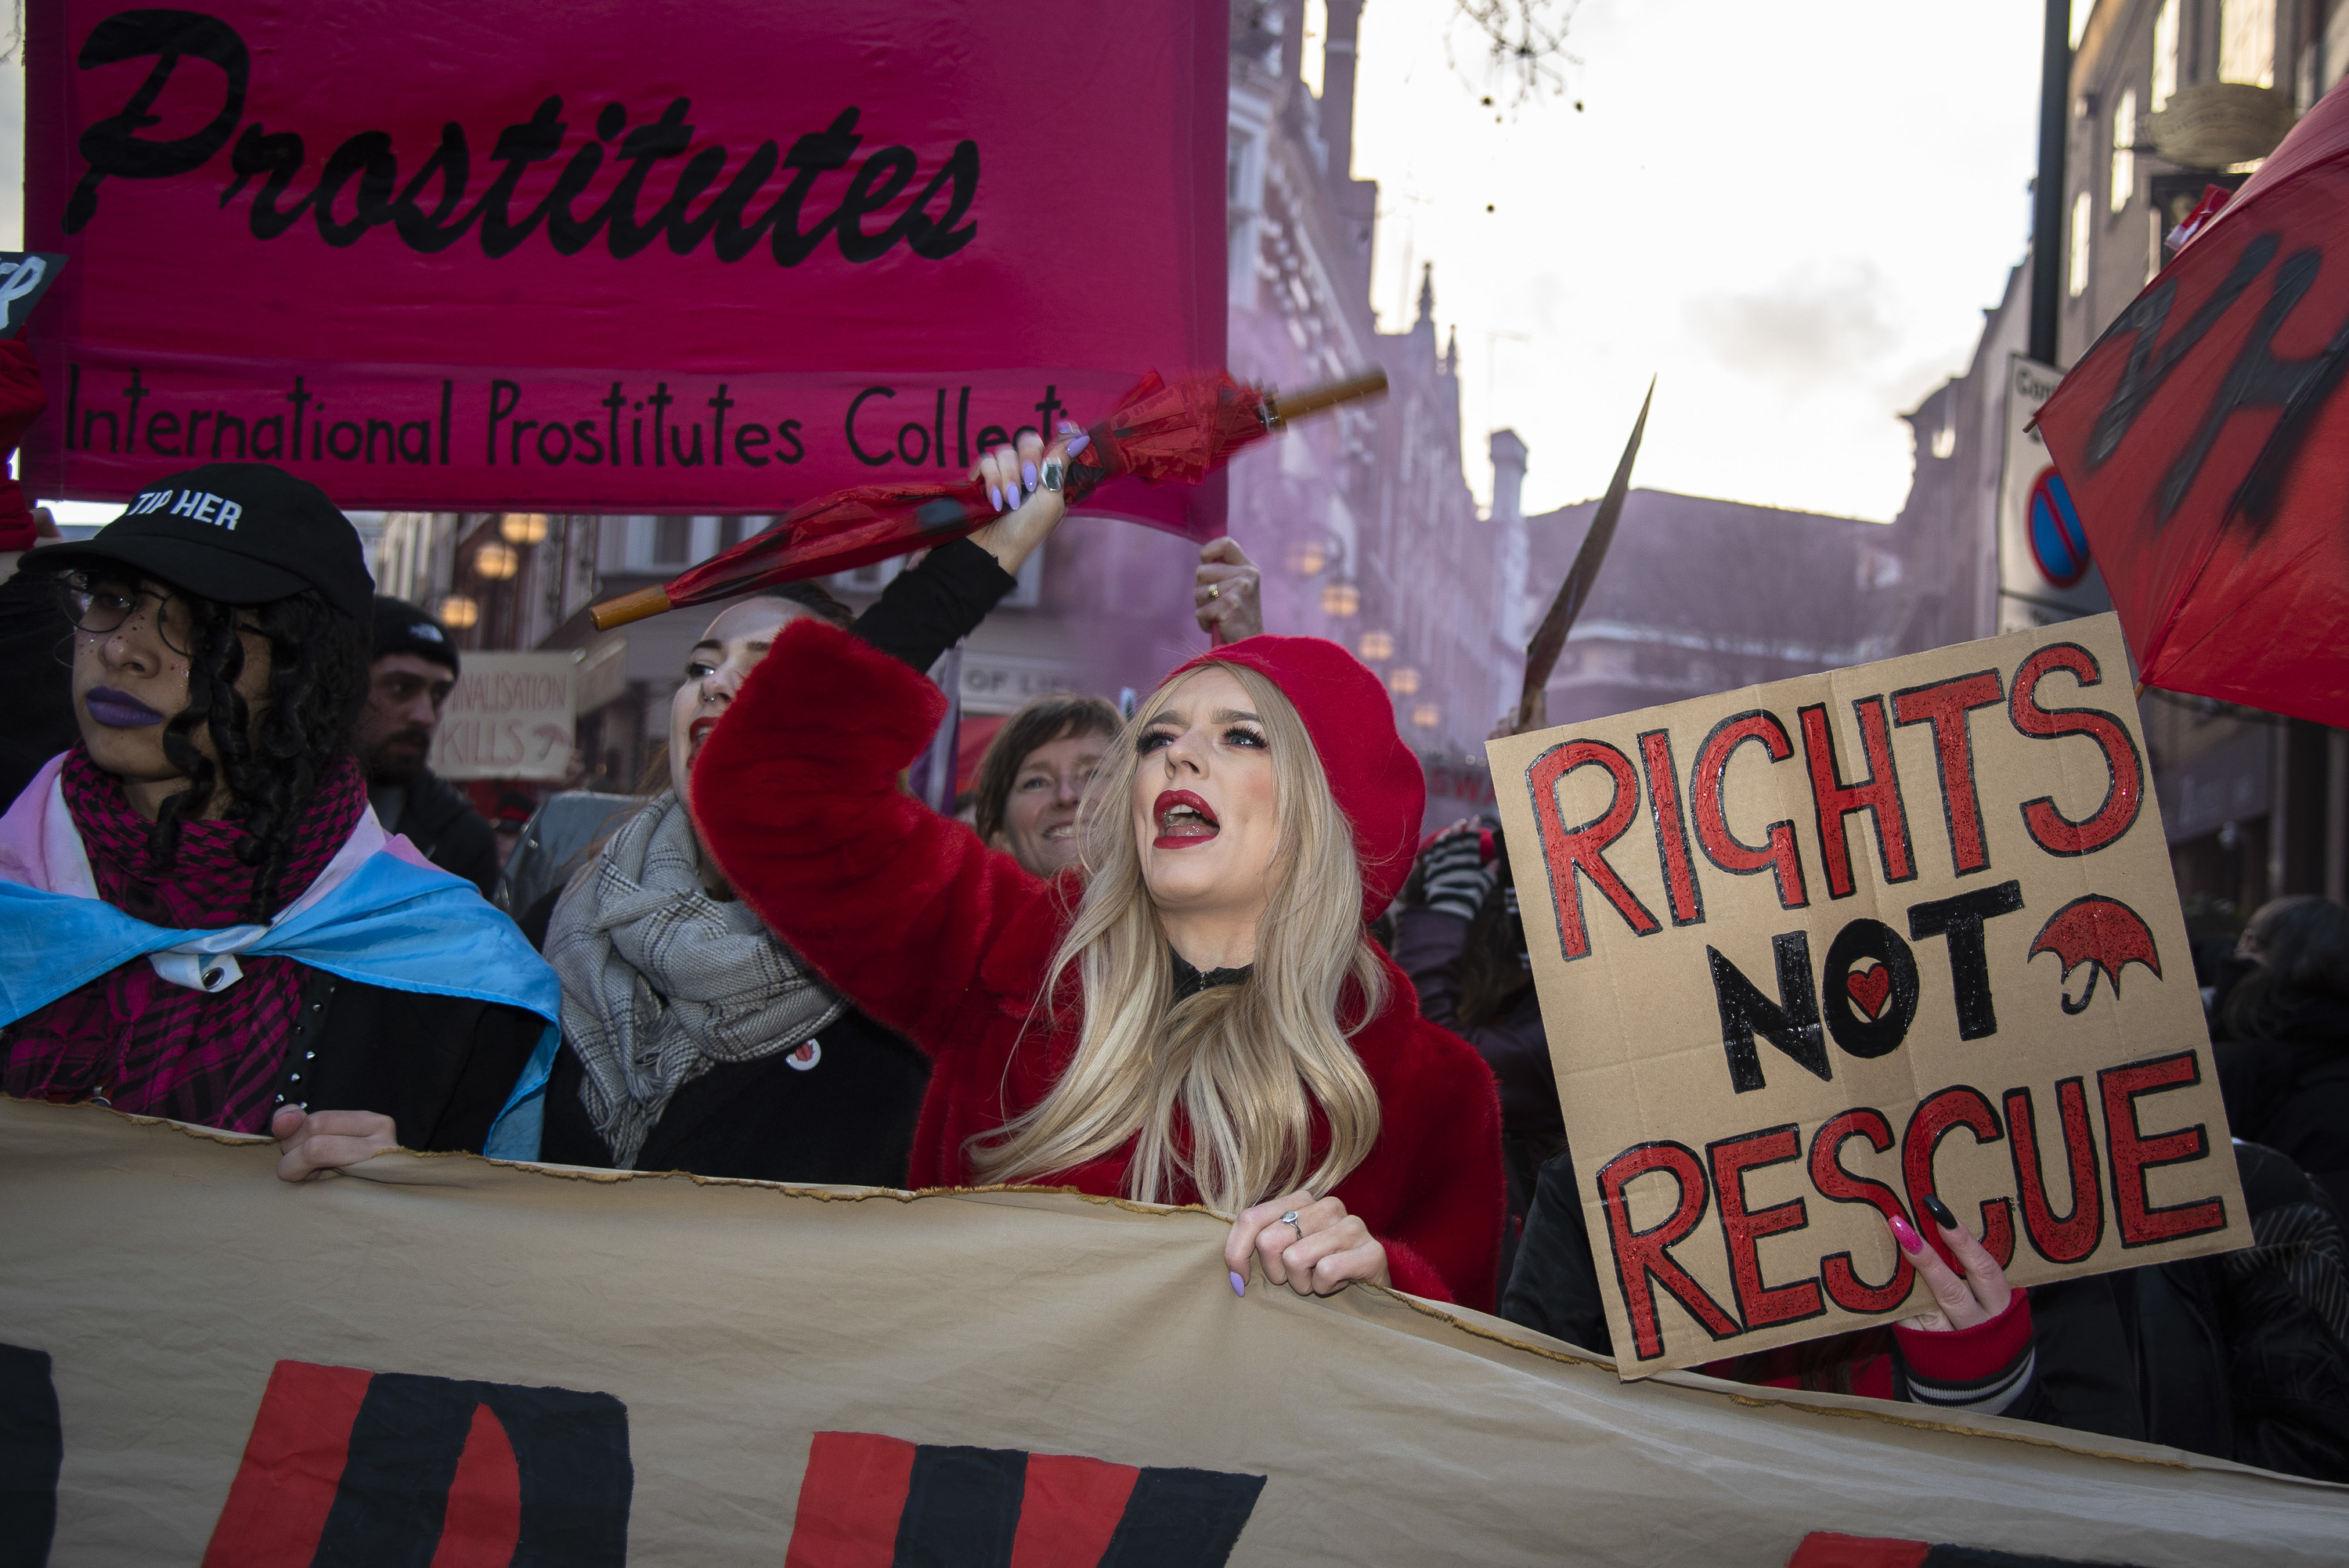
[
  {"x1": 426, "y1": 1402, "x2": 523, "y2": 1568},
  {"x1": 1009, "y1": 1453, "x2": 1141, "y2": 1568},
  {"x1": 1786, "y1": 1534, "x2": 1933, "y2": 1568},
  {"x1": 784, "y1": 1431, "x2": 919, "y2": 1568},
  {"x1": 200, "y1": 1360, "x2": 374, "y2": 1566}
]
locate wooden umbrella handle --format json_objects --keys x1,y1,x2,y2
[
  {"x1": 590, "y1": 584, "x2": 673, "y2": 632},
  {"x1": 1267, "y1": 368, "x2": 1389, "y2": 425}
]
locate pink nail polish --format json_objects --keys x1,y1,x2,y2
[
  {"x1": 1229, "y1": 1270, "x2": 1247, "y2": 1297},
  {"x1": 1889, "y1": 1213, "x2": 1925, "y2": 1254}
]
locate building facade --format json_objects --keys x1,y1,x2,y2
[{"x1": 1891, "y1": 0, "x2": 2349, "y2": 922}]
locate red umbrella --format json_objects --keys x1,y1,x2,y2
[
  {"x1": 590, "y1": 368, "x2": 1387, "y2": 630},
  {"x1": 2033, "y1": 81, "x2": 2349, "y2": 726}
]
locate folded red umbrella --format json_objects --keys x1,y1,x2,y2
[
  {"x1": 2033, "y1": 81, "x2": 2349, "y2": 726},
  {"x1": 590, "y1": 368, "x2": 1387, "y2": 630}
]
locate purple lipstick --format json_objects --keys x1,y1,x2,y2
[{"x1": 84, "y1": 687, "x2": 164, "y2": 728}]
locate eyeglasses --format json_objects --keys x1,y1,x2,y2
[{"x1": 52, "y1": 575, "x2": 199, "y2": 658}]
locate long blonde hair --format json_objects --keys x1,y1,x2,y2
[{"x1": 969, "y1": 663, "x2": 1387, "y2": 1213}]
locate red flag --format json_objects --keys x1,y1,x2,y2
[{"x1": 2033, "y1": 81, "x2": 2349, "y2": 725}]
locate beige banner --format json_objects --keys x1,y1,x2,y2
[
  {"x1": 2, "y1": 1098, "x2": 2341, "y2": 1564},
  {"x1": 1488, "y1": 615, "x2": 2246, "y2": 1376}
]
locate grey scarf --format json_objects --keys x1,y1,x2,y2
[{"x1": 547, "y1": 791, "x2": 847, "y2": 1167}]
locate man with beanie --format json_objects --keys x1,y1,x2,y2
[{"x1": 359, "y1": 597, "x2": 498, "y2": 896}]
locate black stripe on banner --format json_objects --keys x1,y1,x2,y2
[
  {"x1": 892, "y1": 1444, "x2": 1029, "y2": 1567},
  {"x1": 311, "y1": 1372, "x2": 632, "y2": 1568},
  {"x1": 0, "y1": 1343, "x2": 62, "y2": 1568},
  {"x1": 1097, "y1": 1465, "x2": 1267, "y2": 1568}
]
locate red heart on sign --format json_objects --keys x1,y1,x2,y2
[{"x1": 1846, "y1": 963, "x2": 1891, "y2": 1021}]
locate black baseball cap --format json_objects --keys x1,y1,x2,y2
[
  {"x1": 373, "y1": 595, "x2": 461, "y2": 677},
  {"x1": 16, "y1": 463, "x2": 373, "y2": 624}
]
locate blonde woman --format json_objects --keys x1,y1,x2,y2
[{"x1": 694, "y1": 508, "x2": 1505, "y2": 1307}]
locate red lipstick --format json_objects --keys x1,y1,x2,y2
[{"x1": 1153, "y1": 789, "x2": 1218, "y2": 849}]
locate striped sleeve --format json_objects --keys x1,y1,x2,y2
[{"x1": 1893, "y1": 1290, "x2": 2036, "y2": 1418}]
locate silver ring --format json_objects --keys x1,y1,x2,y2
[{"x1": 1279, "y1": 1209, "x2": 1303, "y2": 1242}]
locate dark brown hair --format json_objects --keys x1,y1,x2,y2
[{"x1": 971, "y1": 693, "x2": 1122, "y2": 844}]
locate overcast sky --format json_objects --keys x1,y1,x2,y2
[{"x1": 1342, "y1": 0, "x2": 2077, "y2": 521}]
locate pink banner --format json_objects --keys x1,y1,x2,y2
[{"x1": 22, "y1": 1, "x2": 1226, "y2": 533}]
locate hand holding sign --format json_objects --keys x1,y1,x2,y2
[
  {"x1": 0, "y1": 253, "x2": 63, "y2": 337},
  {"x1": 1488, "y1": 614, "x2": 2246, "y2": 1377}
]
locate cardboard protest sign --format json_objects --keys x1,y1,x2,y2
[
  {"x1": 20, "y1": 0, "x2": 1223, "y2": 535},
  {"x1": 1487, "y1": 615, "x2": 2248, "y2": 1378},
  {"x1": 427, "y1": 651, "x2": 576, "y2": 782},
  {"x1": 4, "y1": 1098, "x2": 2340, "y2": 1566}
]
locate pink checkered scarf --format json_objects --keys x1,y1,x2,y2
[{"x1": 1, "y1": 748, "x2": 363, "y2": 1131}]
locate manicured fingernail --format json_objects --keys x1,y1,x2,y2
[
  {"x1": 987, "y1": 485, "x2": 1003, "y2": 512},
  {"x1": 1058, "y1": 420, "x2": 1081, "y2": 434},
  {"x1": 1066, "y1": 432, "x2": 1090, "y2": 458},
  {"x1": 1229, "y1": 1270, "x2": 1247, "y2": 1297},
  {"x1": 1921, "y1": 1193, "x2": 1958, "y2": 1230},
  {"x1": 1022, "y1": 461, "x2": 1039, "y2": 491},
  {"x1": 1889, "y1": 1213, "x2": 1925, "y2": 1254}
]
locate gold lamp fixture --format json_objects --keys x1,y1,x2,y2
[
  {"x1": 473, "y1": 540, "x2": 521, "y2": 580},
  {"x1": 1288, "y1": 540, "x2": 1329, "y2": 576},
  {"x1": 435, "y1": 593, "x2": 481, "y2": 629},
  {"x1": 1359, "y1": 630, "x2": 1395, "y2": 661},
  {"x1": 498, "y1": 512, "x2": 550, "y2": 546},
  {"x1": 1320, "y1": 582, "x2": 1360, "y2": 618},
  {"x1": 1412, "y1": 703, "x2": 1441, "y2": 730},
  {"x1": 1389, "y1": 665, "x2": 1421, "y2": 695}
]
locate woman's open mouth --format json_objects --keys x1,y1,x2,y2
[
  {"x1": 84, "y1": 687, "x2": 164, "y2": 728},
  {"x1": 1153, "y1": 790, "x2": 1219, "y2": 849},
  {"x1": 685, "y1": 716, "x2": 720, "y2": 763}
]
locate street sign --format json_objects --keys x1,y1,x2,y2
[{"x1": 1997, "y1": 354, "x2": 2111, "y2": 632}]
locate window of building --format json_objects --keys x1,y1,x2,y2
[
  {"x1": 2111, "y1": 89, "x2": 2137, "y2": 213},
  {"x1": 2152, "y1": 0, "x2": 2180, "y2": 110},
  {"x1": 2069, "y1": 191, "x2": 2093, "y2": 297},
  {"x1": 2221, "y1": 0, "x2": 2275, "y2": 88}
]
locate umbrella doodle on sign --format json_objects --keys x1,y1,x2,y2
[{"x1": 2027, "y1": 894, "x2": 2163, "y2": 1015}]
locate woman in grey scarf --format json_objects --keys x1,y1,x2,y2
[{"x1": 536, "y1": 434, "x2": 1073, "y2": 1180}]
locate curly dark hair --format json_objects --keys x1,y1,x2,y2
[{"x1": 144, "y1": 584, "x2": 372, "y2": 917}]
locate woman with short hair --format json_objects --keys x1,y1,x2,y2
[
  {"x1": 969, "y1": 693, "x2": 1121, "y2": 879},
  {"x1": 693, "y1": 446, "x2": 1504, "y2": 1305}
]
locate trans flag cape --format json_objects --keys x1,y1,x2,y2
[{"x1": 0, "y1": 755, "x2": 561, "y2": 1158}]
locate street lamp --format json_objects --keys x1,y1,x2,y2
[
  {"x1": 1389, "y1": 665, "x2": 1420, "y2": 695},
  {"x1": 1359, "y1": 630, "x2": 1395, "y2": 661},
  {"x1": 1320, "y1": 582, "x2": 1359, "y2": 618},
  {"x1": 435, "y1": 593, "x2": 481, "y2": 629},
  {"x1": 1288, "y1": 540, "x2": 1328, "y2": 576},
  {"x1": 499, "y1": 512, "x2": 550, "y2": 546},
  {"x1": 1412, "y1": 703, "x2": 1441, "y2": 730},
  {"x1": 474, "y1": 540, "x2": 521, "y2": 580}
]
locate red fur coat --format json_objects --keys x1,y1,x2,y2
[{"x1": 695, "y1": 620, "x2": 1505, "y2": 1309}]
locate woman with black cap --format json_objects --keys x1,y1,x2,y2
[{"x1": 0, "y1": 463, "x2": 559, "y2": 1180}]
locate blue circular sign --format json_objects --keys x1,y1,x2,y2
[{"x1": 2027, "y1": 467, "x2": 2090, "y2": 589}]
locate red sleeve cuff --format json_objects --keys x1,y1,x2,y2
[
  {"x1": 1380, "y1": 1240, "x2": 1454, "y2": 1304},
  {"x1": 1893, "y1": 1287, "x2": 2032, "y2": 1385}
]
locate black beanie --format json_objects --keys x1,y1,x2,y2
[{"x1": 373, "y1": 596, "x2": 461, "y2": 676}]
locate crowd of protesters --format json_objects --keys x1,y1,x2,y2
[{"x1": 3, "y1": 402, "x2": 2347, "y2": 1479}]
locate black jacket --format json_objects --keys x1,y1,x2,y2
[
  {"x1": 383, "y1": 766, "x2": 500, "y2": 896},
  {"x1": 2217, "y1": 993, "x2": 2349, "y2": 1204},
  {"x1": 0, "y1": 568, "x2": 79, "y2": 809},
  {"x1": 277, "y1": 964, "x2": 548, "y2": 1153},
  {"x1": 537, "y1": 1008, "x2": 931, "y2": 1186},
  {"x1": 1503, "y1": 1141, "x2": 2349, "y2": 1482}
]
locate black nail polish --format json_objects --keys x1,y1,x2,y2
[{"x1": 1921, "y1": 1192, "x2": 1958, "y2": 1229}]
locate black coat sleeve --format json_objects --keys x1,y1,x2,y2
[
  {"x1": 849, "y1": 538, "x2": 1019, "y2": 673},
  {"x1": 1499, "y1": 1150, "x2": 1614, "y2": 1355},
  {"x1": 298, "y1": 973, "x2": 546, "y2": 1155}
]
